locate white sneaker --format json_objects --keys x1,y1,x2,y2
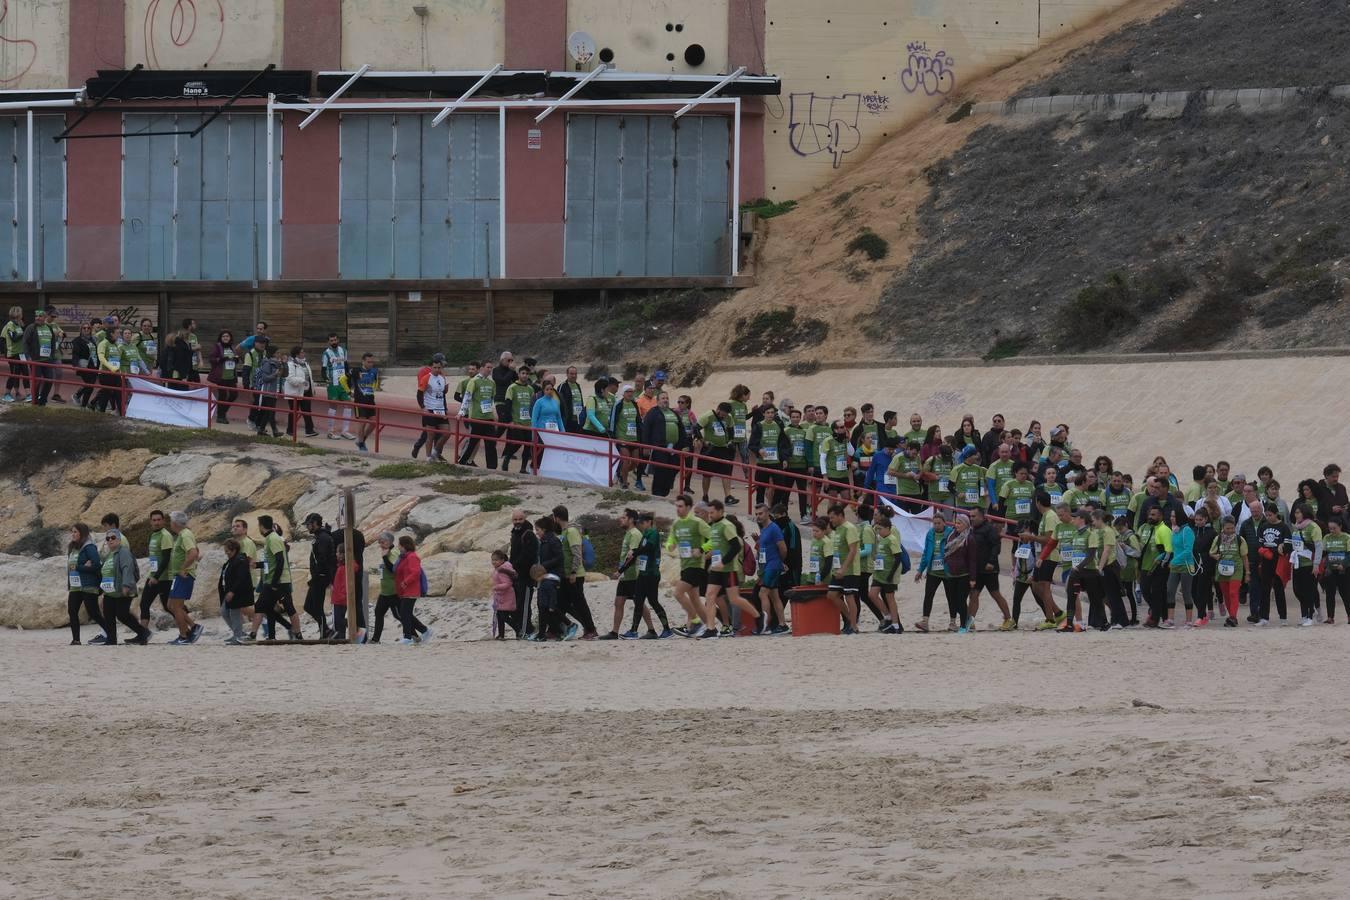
[
  {"x1": 1300, "y1": 618, "x2": 1314, "y2": 627},
  {"x1": 1315, "y1": 609, "x2": 1326, "y2": 624},
  {"x1": 418, "y1": 628, "x2": 433, "y2": 643},
  {"x1": 1257, "y1": 619, "x2": 1269, "y2": 627},
  {"x1": 1109, "y1": 623, "x2": 1123, "y2": 631},
  {"x1": 397, "y1": 637, "x2": 414, "y2": 645}
]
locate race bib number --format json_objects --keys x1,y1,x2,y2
[
  {"x1": 68, "y1": 573, "x2": 82, "y2": 589},
  {"x1": 1292, "y1": 538, "x2": 1304, "y2": 554},
  {"x1": 1330, "y1": 552, "x2": 1346, "y2": 565},
  {"x1": 963, "y1": 488, "x2": 979, "y2": 504},
  {"x1": 931, "y1": 557, "x2": 946, "y2": 574},
  {"x1": 884, "y1": 473, "x2": 898, "y2": 486},
  {"x1": 637, "y1": 557, "x2": 648, "y2": 572},
  {"x1": 793, "y1": 440, "x2": 806, "y2": 457},
  {"x1": 100, "y1": 577, "x2": 115, "y2": 593},
  {"x1": 807, "y1": 556, "x2": 820, "y2": 574},
  {"x1": 262, "y1": 557, "x2": 271, "y2": 575},
  {"x1": 38, "y1": 341, "x2": 51, "y2": 358},
  {"x1": 148, "y1": 558, "x2": 159, "y2": 573},
  {"x1": 107, "y1": 358, "x2": 120, "y2": 372},
  {"x1": 1071, "y1": 550, "x2": 1087, "y2": 566},
  {"x1": 762, "y1": 447, "x2": 777, "y2": 462},
  {"x1": 938, "y1": 477, "x2": 950, "y2": 493},
  {"x1": 758, "y1": 550, "x2": 767, "y2": 565},
  {"x1": 1015, "y1": 544, "x2": 1032, "y2": 560},
  {"x1": 711, "y1": 552, "x2": 723, "y2": 567},
  {"x1": 1218, "y1": 561, "x2": 1236, "y2": 577},
  {"x1": 1014, "y1": 499, "x2": 1031, "y2": 516},
  {"x1": 834, "y1": 454, "x2": 846, "y2": 471},
  {"x1": 544, "y1": 421, "x2": 559, "y2": 431},
  {"x1": 479, "y1": 399, "x2": 493, "y2": 414},
  {"x1": 625, "y1": 422, "x2": 637, "y2": 438},
  {"x1": 733, "y1": 424, "x2": 746, "y2": 440},
  {"x1": 224, "y1": 359, "x2": 236, "y2": 371},
  {"x1": 678, "y1": 541, "x2": 693, "y2": 559},
  {"x1": 873, "y1": 555, "x2": 885, "y2": 571},
  {"x1": 832, "y1": 554, "x2": 842, "y2": 570},
  {"x1": 143, "y1": 340, "x2": 157, "y2": 357},
  {"x1": 712, "y1": 422, "x2": 725, "y2": 438}
]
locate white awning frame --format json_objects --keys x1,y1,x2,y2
[
  {"x1": 673, "y1": 66, "x2": 746, "y2": 119},
  {"x1": 431, "y1": 63, "x2": 502, "y2": 127},
  {"x1": 298, "y1": 63, "x2": 370, "y2": 130}
]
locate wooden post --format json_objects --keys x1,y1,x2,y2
[{"x1": 341, "y1": 488, "x2": 358, "y2": 643}]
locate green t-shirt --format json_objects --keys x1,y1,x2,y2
[
  {"x1": 612, "y1": 400, "x2": 640, "y2": 441},
  {"x1": 1289, "y1": 522, "x2": 1323, "y2": 569},
  {"x1": 819, "y1": 437, "x2": 850, "y2": 480},
  {"x1": 887, "y1": 452, "x2": 922, "y2": 497},
  {"x1": 1, "y1": 319, "x2": 22, "y2": 356},
  {"x1": 1212, "y1": 535, "x2": 1247, "y2": 582},
  {"x1": 1000, "y1": 478, "x2": 1036, "y2": 521},
  {"x1": 380, "y1": 546, "x2": 398, "y2": 595},
  {"x1": 872, "y1": 530, "x2": 902, "y2": 585},
  {"x1": 698, "y1": 411, "x2": 732, "y2": 448},
  {"x1": 1323, "y1": 532, "x2": 1350, "y2": 570},
  {"x1": 859, "y1": 522, "x2": 876, "y2": 573},
  {"x1": 667, "y1": 514, "x2": 712, "y2": 571},
  {"x1": 951, "y1": 463, "x2": 985, "y2": 509},
  {"x1": 100, "y1": 552, "x2": 119, "y2": 595},
  {"x1": 807, "y1": 537, "x2": 826, "y2": 584},
  {"x1": 562, "y1": 525, "x2": 585, "y2": 577},
  {"x1": 169, "y1": 528, "x2": 198, "y2": 578},
  {"x1": 987, "y1": 460, "x2": 1014, "y2": 502},
  {"x1": 619, "y1": 526, "x2": 642, "y2": 582},
  {"x1": 1104, "y1": 489, "x2": 1133, "y2": 518},
  {"x1": 468, "y1": 375, "x2": 497, "y2": 420},
  {"x1": 1116, "y1": 529, "x2": 1142, "y2": 581},
  {"x1": 707, "y1": 519, "x2": 741, "y2": 575},
  {"x1": 238, "y1": 535, "x2": 259, "y2": 587},
  {"x1": 263, "y1": 531, "x2": 291, "y2": 584},
  {"x1": 1042, "y1": 480, "x2": 1065, "y2": 507},
  {"x1": 832, "y1": 521, "x2": 861, "y2": 577},
  {"x1": 1039, "y1": 511, "x2": 1062, "y2": 564},
  {"x1": 146, "y1": 527, "x2": 174, "y2": 578},
  {"x1": 730, "y1": 401, "x2": 748, "y2": 444},
  {"x1": 584, "y1": 394, "x2": 615, "y2": 435},
  {"x1": 784, "y1": 424, "x2": 810, "y2": 470},
  {"x1": 758, "y1": 419, "x2": 783, "y2": 465},
  {"x1": 1053, "y1": 519, "x2": 1078, "y2": 570},
  {"x1": 654, "y1": 407, "x2": 679, "y2": 446},
  {"x1": 903, "y1": 429, "x2": 926, "y2": 446},
  {"x1": 924, "y1": 456, "x2": 954, "y2": 504},
  {"x1": 1068, "y1": 526, "x2": 1101, "y2": 572},
  {"x1": 507, "y1": 382, "x2": 535, "y2": 425},
  {"x1": 638, "y1": 526, "x2": 661, "y2": 577}
]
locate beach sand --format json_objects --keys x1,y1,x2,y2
[{"x1": 2, "y1": 620, "x2": 1347, "y2": 899}]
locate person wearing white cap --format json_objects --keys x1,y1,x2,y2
[{"x1": 609, "y1": 382, "x2": 643, "y2": 490}]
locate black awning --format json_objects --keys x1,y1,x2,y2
[
  {"x1": 314, "y1": 70, "x2": 780, "y2": 99},
  {"x1": 84, "y1": 69, "x2": 311, "y2": 102},
  {"x1": 0, "y1": 89, "x2": 83, "y2": 103}
]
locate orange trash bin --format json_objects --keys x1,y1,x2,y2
[{"x1": 787, "y1": 584, "x2": 840, "y2": 637}]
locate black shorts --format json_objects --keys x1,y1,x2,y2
[
  {"x1": 699, "y1": 444, "x2": 734, "y2": 476},
  {"x1": 708, "y1": 569, "x2": 739, "y2": 589},
  {"x1": 827, "y1": 477, "x2": 851, "y2": 493},
  {"x1": 872, "y1": 580, "x2": 896, "y2": 596},
  {"x1": 615, "y1": 580, "x2": 637, "y2": 599},
  {"x1": 972, "y1": 571, "x2": 1000, "y2": 593},
  {"x1": 355, "y1": 397, "x2": 376, "y2": 419},
  {"x1": 1034, "y1": 560, "x2": 1058, "y2": 583},
  {"x1": 828, "y1": 574, "x2": 863, "y2": 595},
  {"x1": 679, "y1": 567, "x2": 707, "y2": 590},
  {"x1": 421, "y1": 414, "x2": 448, "y2": 429}
]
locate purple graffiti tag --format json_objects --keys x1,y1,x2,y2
[
  {"x1": 787, "y1": 92, "x2": 863, "y2": 168},
  {"x1": 901, "y1": 41, "x2": 956, "y2": 97},
  {"x1": 862, "y1": 93, "x2": 890, "y2": 115}
]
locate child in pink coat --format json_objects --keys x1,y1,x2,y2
[{"x1": 490, "y1": 550, "x2": 520, "y2": 639}]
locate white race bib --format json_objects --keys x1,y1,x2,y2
[
  {"x1": 938, "y1": 477, "x2": 950, "y2": 493},
  {"x1": 963, "y1": 488, "x2": 979, "y2": 503},
  {"x1": 873, "y1": 555, "x2": 885, "y2": 571},
  {"x1": 807, "y1": 556, "x2": 820, "y2": 574},
  {"x1": 762, "y1": 447, "x2": 777, "y2": 462},
  {"x1": 733, "y1": 424, "x2": 746, "y2": 440},
  {"x1": 100, "y1": 577, "x2": 115, "y2": 592},
  {"x1": 678, "y1": 541, "x2": 693, "y2": 559},
  {"x1": 884, "y1": 473, "x2": 898, "y2": 486},
  {"x1": 148, "y1": 558, "x2": 159, "y2": 573},
  {"x1": 637, "y1": 557, "x2": 648, "y2": 572},
  {"x1": 224, "y1": 359, "x2": 235, "y2": 371},
  {"x1": 711, "y1": 552, "x2": 723, "y2": 567},
  {"x1": 68, "y1": 572, "x2": 82, "y2": 589},
  {"x1": 834, "y1": 454, "x2": 846, "y2": 471},
  {"x1": 758, "y1": 550, "x2": 767, "y2": 565},
  {"x1": 931, "y1": 556, "x2": 946, "y2": 573},
  {"x1": 625, "y1": 422, "x2": 637, "y2": 438},
  {"x1": 1218, "y1": 560, "x2": 1236, "y2": 577},
  {"x1": 1015, "y1": 544, "x2": 1032, "y2": 560},
  {"x1": 1014, "y1": 499, "x2": 1031, "y2": 516},
  {"x1": 479, "y1": 399, "x2": 493, "y2": 414},
  {"x1": 792, "y1": 440, "x2": 806, "y2": 457},
  {"x1": 712, "y1": 422, "x2": 725, "y2": 438},
  {"x1": 544, "y1": 421, "x2": 560, "y2": 431}
]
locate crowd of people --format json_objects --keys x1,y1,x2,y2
[{"x1": 13, "y1": 310, "x2": 1350, "y2": 640}]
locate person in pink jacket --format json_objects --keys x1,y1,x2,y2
[{"x1": 490, "y1": 550, "x2": 521, "y2": 639}]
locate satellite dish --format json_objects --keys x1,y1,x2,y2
[{"x1": 568, "y1": 31, "x2": 597, "y2": 65}]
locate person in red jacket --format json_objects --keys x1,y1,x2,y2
[{"x1": 393, "y1": 535, "x2": 431, "y2": 644}]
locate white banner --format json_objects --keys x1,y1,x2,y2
[
  {"x1": 537, "y1": 429, "x2": 615, "y2": 488},
  {"x1": 125, "y1": 377, "x2": 211, "y2": 429},
  {"x1": 879, "y1": 496, "x2": 936, "y2": 556}
]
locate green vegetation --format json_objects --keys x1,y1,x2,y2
[
  {"x1": 741, "y1": 197, "x2": 798, "y2": 219},
  {"x1": 945, "y1": 101, "x2": 974, "y2": 123},
  {"x1": 983, "y1": 334, "x2": 1032, "y2": 361},
  {"x1": 371, "y1": 461, "x2": 462, "y2": 480},
  {"x1": 434, "y1": 477, "x2": 515, "y2": 496},
  {"x1": 576, "y1": 512, "x2": 624, "y2": 577},
  {"x1": 846, "y1": 229, "x2": 889, "y2": 261},
  {"x1": 831, "y1": 189, "x2": 856, "y2": 208},
  {"x1": 1059, "y1": 265, "x2": 1193, "y2": 350},
  {"x1": 675, "y1": 360, "x2": 710, "y2": 388},
  {"x1": 476, "y1": 493, "x2": 520, "y2": 512},
  {"x1": 729, "y1": 306, "x2": 830, "y2": 357}
]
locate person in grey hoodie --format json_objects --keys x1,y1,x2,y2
[
  {"x1": 102, "y1": 529, "x2": 151, "y2": 645},
  {"x1": 252, "y1": 347, "x2": 284, "y2": 438}
]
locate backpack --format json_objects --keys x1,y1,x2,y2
[
  {"x1": 742, "y1": 541, "x2": 757, "y2": 577},
  {"x1": 581, "y1": 535, "x2": 596, "y2": 569},
  {"x1": 418, "y1": 567, "x2": 429, "y2": 597}
]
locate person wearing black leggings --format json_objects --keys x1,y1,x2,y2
[
  {"x1": 533, "y1": 516, "x2": 567, "y2": 640},
  {"x1": 913, "y1": 513, "x2": 957, "y2": 632},
  {"x1": 65, "y1": 524, "x2": 109, "y2": 644},
  {"x1": 101, "y1": 529, "x2": 151, "y2": 645},
  {"x1": 1322, "y1": 519, "x2": 1350, "y2": 622},
  {"x1": 393, "y1": 535, "x2": 430, "y2": 643}
]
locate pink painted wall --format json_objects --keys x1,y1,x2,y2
[
  {"x1": 68, "y1": 0, "x2": 125, "y2": 86},
  {"x1": 284, "y1": 0, "x2": 341, "y2": 76},
  {"x1": 727, "y1": 0, "x2": 766, "y2": 201},
  {"x1": 65, "y1": 110, "x2": 123, "y2": 280},
  {"x1": 504, "y1": 111, "x2": 565, "y2": 278},
  {"x1": 280, "y1": 112, "x2": 340, "y2": 278},
  {"x1": 504, "y1": 0, "x2": 567, "y2": 69}
]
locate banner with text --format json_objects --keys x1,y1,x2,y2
[
  {"x1": 125, "y1": 378, "x2": 211, "y2": 429},
  {"x1": 537, "y1": 429, "x2": 614, "y2": 488}
]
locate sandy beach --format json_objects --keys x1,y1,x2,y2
[{"x1": 3, "y1": 619, "x2": 1348, "y2": 899}]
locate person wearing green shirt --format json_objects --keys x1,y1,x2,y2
[
  {"x1": 1103, "y1": 473, "x2": 1133, "y2": 520},
  {"x1": 608, "y1": 382, "x2": 643, "y2": 490},
  {"x1": 950, "y1": 449, "x2": 985, "y2": 512},
  {"x1": 749, "y1": 402, "x2": 790, "y2": 507},
  {"x1": 1062, "y1": 508, "x2": 1103, "y2": 632},
  {"x1": 66, "y1": 523, "x2": 109, "y2": 644},
  {"x1": 696, "y1": 402, "x2": 738, "y2": 507},
  {"x1": 697, "y1": 500, "x2": 759, "y2": 637},
  {"x1": 923, "y1": 444, "x2": 956, "y2": 509},
  {"x1": 601, "y1": 509, "x2": 647, "y2": 640},
  {"x1": 227, "y1": 518, "x2": 260, "y2": 641},
  {"x1": 817, "y1": 420, "x2": 853, "y2": 505},
  {"x1": 986, "y1": 445, "x2": 1014, "y2": 513},
  {"x1": 1184, "y1": 464, "x2": 1208, "y2": 504},
  {"x1": 2, "y1": 305, "x2": 24, "y2": 402},
  {"x1": 1320, "y1": 517, "x2": 1350, "y2": 624},
  {"x1": 1112, "y1": 515, "x2": 1143, "y2": 625},
  {"x1": 1209, "y1": 516, "x2": 1249, "y2": 627},
  {"x1": 869, "y1": 513, "x2": 905, "y2": 633},
  {"x1": 138, "y1": 510, "x2": 176, "y2": 631},
  {"x1": 903, "y1": 413, "x2": 926, "y2": 448},
  {"x1": 1137, "y1": 506, "x2": 1173, "y2": 627},
  {"x1": 806, "y1": 518, "x2": 829, "y2": 586},
  {"x1": 251, "y1": 513, "x2": 301, "y2": 641},
  {"x1": 370, "y1": 531, "x2": 403, "y2": 643},
  {"x1": 500, "y1": 365, "x2": 538, "y2": 475},
  {"x1": 165, "y1": 511, "x2": 203, "y2": 644},
  {"x1": 855, "y1": 505, "x2": 884, "y2": 629},
  {"x1": 553, "y1": 504, "x2": 599, "y2": 639},
  {"x1": 1287, "y1": 506, "x2": 1323, "y2": 626},
  {"x1": 728, "y1": 384, "x2": 751, "y2": 471},
  {"x1": 887, "y1": 441, "x2": 925, "y2": 512},
  {"x1": 1040, "y1": 465, "x2": 1065, "y2": 507},
  {"x1": 850, "y1": 404, "x2": 883, "y2": 489},
  {"x1": 1000, "y1": 462, "x2": 1038, "y2": 528},
  {"x1": 825, "y1": 504, "x2": 862, "y2": 634},
  {"x1": 667, "y1": 495, "x2": 713, "y2": 633},
  {"x1": 782, "y1": 407, "x2": 812, "y2": 518}
]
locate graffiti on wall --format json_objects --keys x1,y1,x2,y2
[
  {"x1": 861, "y1": 92, "x2": 890, "y2": 115},
  {"x1": 0, "y1": 0, "x2": 38, "y2": 84},
  {"x1": 144, "y1": 0, "x2": 226, "y2": 68},
  {"x1": 47, "y1": 303, "x2": 154, "y2": 359},
  {"x1": 900, "y1": 41, "x2": 956, "y2": 97},
  {"x1": 787, "y1": 92, "x2": 862, "y2": 168}
]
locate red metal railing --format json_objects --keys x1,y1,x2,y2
[{"x1": 2, "y1": 357, "x2": 1018, "y2": 529}]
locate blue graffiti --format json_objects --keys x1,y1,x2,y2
[
  {"x1": 787, "y1": 92, "x2": 862, "y2": 168},
  {"x1": 901, "y1": 41, "x2": 956, "y2": 96}
]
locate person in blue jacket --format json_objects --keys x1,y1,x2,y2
[
  {"x1": 66, "y1": 523, "x2": 109, "y2": 645},
  {"x1": 913, "y1": 512, "x2": 953, "y2": 633},
  {"x1": 866, "y1": 435, "x2": 897, "y2": 495}
]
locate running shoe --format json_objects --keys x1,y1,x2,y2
[
  {"x1": 841, "y1": 626, "x2": 857, "y2": 635},
  {"x1": 188, "y1": 624, "x2": 203, "y2": 643},
  {"x1": 998, "y1": 619, "x2": 1016, "y2": 632},
  {"x1": 224, "y1": 636, "x2": 243, "y2": 646},
  {"x1": 1300, "y1": 618, "x2": 1314, "y2": 627},
  {"x1": 167, "y1": 636, "x2": 188, "y2": 645},
  {"x1": 420, "y1": 628, "x2": 435, "y2": 643},
  {"x1": 1109, "y1": 624, "x2": 1124, "y2": 631},
  {"x1": 130, "y1": 632, "x2": 151, "y2": 645},
  {"x1": 658, "y1": 628, "x2": 675, "y2": 639},
  {"x1": 876, "y1": 619, "x2": 891, "y2": 632},
  {"x1": 720, "y1": 626, "x2": 733, "y2": 637},
  {"x1": 1053, "y1": 612, "x2": 1067, "y2": 625},
  {"x1": 634, "y1": 479, "x2": 646, "y2": 491},
  {"x1": 598, "y1": 632, "x2": 620, "y2": 640},
  {"x1": 1257, "y1": 619, "x2": 1269, "y2": 627},
  {"x1": 674, "y1": 626, "x2": 692, "y2": 637},
  {"x1": 771, "y1": 624, "x2": 791, "y2": 635},
  {"x1": 957, "y1": 625, "x2": 970, "y2": 634},
  {"x1": 341, "y1": 433, "x2": 355, "y2": 440},
  {"x1": 0, "y1": 393, "x2": 11, "y2": 402},
  {"x1": 619, "y1": 630, "x2": 641, "y2": 640},
  {"x1": 356, "y1": 443, "x2": 368, "y2": 453},
  {"x1": 398, "y1": 637, "x2": 414, "y2": 645},
  {"x1": 87, "y1": 634, "x2": 108, "y2": 645},
  {"x1": 580, "y1": 631, "x2": 599, "y2": 641},
  {"x1": 1224, "y1": 617, "x2": 1238, "y2": 628},
  {"x1": 724, "y1": 496, "x2": 739, "y2": 506},
  {"x1": 1159, "y1": 621, "x2": 1175, "y2": 630},
  {"x1": 639, "y1": 630, "x2": 661, "y2": 640},
  {"x1": 698, "y1": 626, "x2": 720, "y2": 639},
  {"x1": 1035, "y1": 620, "x2": 1057, "y2": 631},
  {"x1": 69, "y1": 639, "x2": 81, "y2": 645},
  {"x1": 1247, "y1": 615, "x2": 1259, "y2": 623},
  {"x1": 564, "y1": 624, "x2": 580, "y2": 641},
  {"x1": 946, "y1": 619, "x2": 959, "y2": 632}
]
